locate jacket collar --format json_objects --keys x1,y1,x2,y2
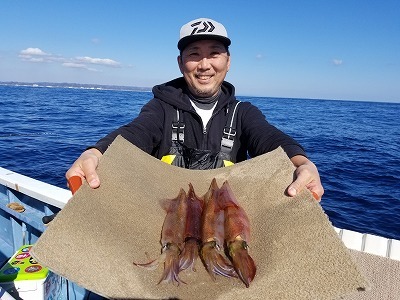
[{"x1": 152, "y1": 77, "x2": 236, "y2": 112}]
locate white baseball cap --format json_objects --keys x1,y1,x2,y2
[{"x1": 178, "y1": 18, "x2": 231, "y2": 51}]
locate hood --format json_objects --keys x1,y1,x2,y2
[{"x1": 152, "y1": 77, "x2": 236, "y2": 111}]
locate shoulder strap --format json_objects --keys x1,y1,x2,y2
[
  {"x1": 171, "y1": 108, "x2": 185, "y2": 142},
  {"x1": 220, "y1": 101, "x2": 241, "y2": 154}
]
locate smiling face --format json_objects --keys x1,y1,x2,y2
[{"x1": 178, "y1": 40, "x2": 231, "y2": 98}]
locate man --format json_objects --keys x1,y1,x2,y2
[{"x1": 66, "y1": 17, "x2": 324, "y2": 200}]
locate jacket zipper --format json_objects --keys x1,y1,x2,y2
[
  {"x1": 203, "y1": 104, "x2": 228, "y2": 136},
  {"x1": 190, "y1": 105, "x2": 226, "y2": 146}
]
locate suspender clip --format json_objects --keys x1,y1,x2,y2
[{"x1": 172, "y1": 122, "x2": 185, "y2": 142}]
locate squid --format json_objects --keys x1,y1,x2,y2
[
  {"x1": 200, "y1": 178, "x2": 237, "y2": 280},
  {"x1": 218, "y1": 180, "x2": 256, "y2": 288},
  {"x1": 133, "y1": 188, "x2": 187, "y2": 285},
  {"x1": 179, "y1": 183, "x2": 204, "y2": 272}
]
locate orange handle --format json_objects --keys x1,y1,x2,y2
[{"x1": 67, "y1": 176, "x2": 82, "y2": 195}]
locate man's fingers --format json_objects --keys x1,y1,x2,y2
[
  {"x1": 287, "y1": 156, "x2": 324, "y2": 202},
  {"x1": 80, "y1": 155, "x2": 100, "y2": 188},
  {"x1": 85, "y1": 172, "x2": 100, "y2": 188},
  {"x1": 287, "y1": 167, "x2": 324, "y2": 201},
  {"x1": 287, "y1": 182, "x2": 305, "y2": 197},
  {"x1": 287, "y1": 186, "x2": 298, "y2": 197},
  {"x1": 288, "y1": 181, "x2": 322, "y2": 201},
  {"x1": 65, "y1": 149, "x2": 102, "y2": 189},
  {"x1": 65, "y1": 167, "x2": 85, "y2": 183}
]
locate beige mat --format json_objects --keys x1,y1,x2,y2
[{"x1": 31, "y1": 136, "x2": 369, "y2": 299}]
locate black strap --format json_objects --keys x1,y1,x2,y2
[
  {"x1": 171, "y1": 101, "x2": 241, "y2": 153},
  {"x1": 172, "y1": 108, "x2": 185, "y2": 142},
  {"x1": 220, "y1": 101, "x2": 241, "y2": 154}
]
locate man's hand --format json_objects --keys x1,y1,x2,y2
[
  {"x1": 287, "y1": 155, "x2": 324, "y2": 201},
  {"x1": 65, "y1": 148, "x2": 103, "y2": 189}
]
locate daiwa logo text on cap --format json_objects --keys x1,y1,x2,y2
[
  {"x1": 190, "y1": 21, "x2": 216, "y2": 35},
  {"x1": 178, "y1": 18, "x2": 231, "y2": 51}
]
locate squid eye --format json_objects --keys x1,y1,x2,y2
[{"x1": 242, "y1": 241, "x2": 249, "y2": 250}]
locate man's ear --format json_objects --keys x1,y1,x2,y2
[{"x1": 177, "y1": 55, "x2": 184, "y2": 74}]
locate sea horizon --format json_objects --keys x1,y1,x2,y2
[{"x1": 1, "y1": 80, "x2": 398, "y2": 104}]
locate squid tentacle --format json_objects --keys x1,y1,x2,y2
[{"x1": 200, "y1": 241, "x2": 237, "y2": 280}]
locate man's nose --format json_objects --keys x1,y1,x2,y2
[{"x1": 198, "y1": 57, "x2": 211, "y2": 69}]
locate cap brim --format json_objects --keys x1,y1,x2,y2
[{"x1": 178, "y1": 35, "x2": 231, "y2": 51}]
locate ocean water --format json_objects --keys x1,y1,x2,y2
[{"x1": 1, "y1": 85, "x2": 399, "y2": 240}]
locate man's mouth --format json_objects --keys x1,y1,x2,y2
[{"x1": 196, "y1": 74, "x2": 213, "y2": 80}]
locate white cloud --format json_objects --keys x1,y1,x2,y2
[
  {"x1": 75, "y1": 56, "x2": 121, "y2": 67},
  {"x1": 18, "y1": 47, "x2": 122, "y2": 71},
  {"x1": 333, "y1": 59, "x2": 343, "y2": 66},
  {"x1": 46, "y1": 56, "x2": 66, "y2": 62},
  {"x1": 62, "y1": 62, "x2": 100, "y2": 72},
  {"x1": 19, "y1": 47, "x2": 53, "y2": 62},
  {"x1": 27, "y1": 57, "x2": 45, "y2": 62},
  {"x1": 19, "y1": 47, "x2": 66, "y2": 64},
  {"x1": 62, "y1": 62, "x2": 87, "y2": 69},
  {"x1": 255, "y1": 54, "x2": 263, "y2": 60},
  {"x1": 20, "y1": 47, "x2": 49, "y2": 56}
]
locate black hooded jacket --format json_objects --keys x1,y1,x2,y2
[{"x1": 92, "y1": 77, "x2": 306, "y2": 163}]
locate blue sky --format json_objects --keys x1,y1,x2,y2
[{"x1": 1, "y1": 1, "x2": 399, "y2": 102}]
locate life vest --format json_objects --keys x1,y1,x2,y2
[{"x1": 161, "y1": 101, "x2": 241, "y2": 170}]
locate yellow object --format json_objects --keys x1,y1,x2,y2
[
  {"x1": 0, "y1": 245, "x2": 62, "y2": 300},
  {"x1": 161, "y1": 154, "x2": 176, "y2": 164},
  {"x1": 223, "y1": 160, "x2": 234, "y2": 167},
  {"x1": 0, "y1": 245, "x2": 48, "y2": 282}
]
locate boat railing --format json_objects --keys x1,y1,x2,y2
[
  {"x1": 0, "y1": 167, "x2": 71, "y2": 259},
  {"x1": 0, "y1": 167, "x2": 98, "y2": 299}
]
